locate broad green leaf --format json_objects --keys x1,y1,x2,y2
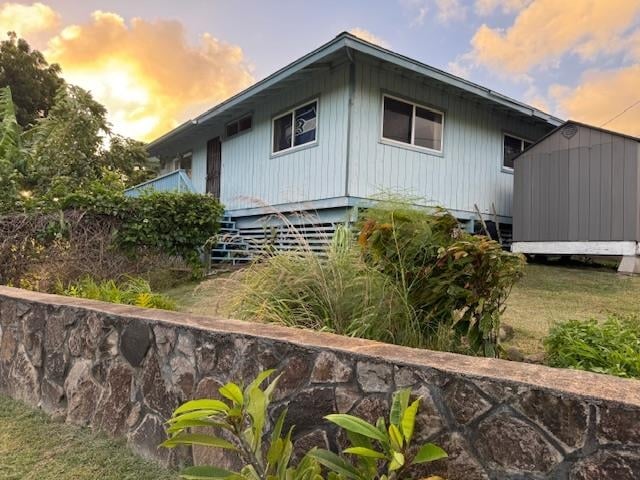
[
  {"x1": 220, "y1": 383, "x2": 244, "y2": 405},
  {"x1": 245, "y1": 369, "x2": 276, "y2": 396},
  {"x1": 174, "y1": 399, "x2": 230, "y2": 415},
  {"x1": 167, "y1": 419, "x2": 231, "y2": 434},
  {"x1": 400, "y1": 399, "x2": 420, "y2": 443},
  {"x1": 325, "y1": 414, "x2": 387, "y2": 443},
  {"x1": 388, "y1": 424, "x2": 403, "y2": 451},
  {"x1": 412, "y1": 443, "x2": 448, "y2": 464},
  {"x1": 161, "y1": 433, "x2": 238, "y2": 450},
  {"x1": 389, "y1": 388, "x2": 411, "y2": 427},
  {"x1": 389, "y1": 451, "x2": 405, "y2": 471},
  {"x1": 168, "y1": 409, "x2": 226, "y2": 425},
  {"x1": 246, "y1": 386, "x2": 268, "y2": 452},
  {"x1": 180, "y1": 465, "x2": 241, "y2": 479},
  {"x1": 343, "y1": 447, "x2": 385, "y2": 459},
  {"x1": 307, "y1": 449, "x2": 364, "y2": 480}
]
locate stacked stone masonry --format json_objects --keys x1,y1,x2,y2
[{"x1": 0, "y1": 286, "x2": 639, "y2": 479}]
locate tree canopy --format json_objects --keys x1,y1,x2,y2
[{"x1": 0, "y1": 32, "x2": 64, "y2": 128}]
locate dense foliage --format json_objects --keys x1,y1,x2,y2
[
  {"x1": 162, "y1": 370, "x2": 446, "y2": 480},
  {"x1": 59, "y1": 276, "x2": 176, "y2": 310},
  {"x1": 0, "y1": 32, "x2": 64, "y2": 128},
  {"x1": 232, "y1": 203, "x2": 524, "y2": 356},
  {"x1": 0, "y1": 191, "x2": 224, "y2": 290},
  {"x1": 358, "y1": 203, "x2": 525, "y2": 356},
  {"x1": 544, "y1": 315, "x2": 640, "y2": 378}
]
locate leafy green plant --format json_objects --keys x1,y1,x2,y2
[
  {"x1": 309, "y1": 388, "x2": 447, "y2": 480},
  {"x1": 162, "y1": 370, "x2": 447, "y2": 480},
  {"x1": 544, "y1": 315, "x2": 640, "y2": 378},
  {"x1": 59, "y1": 276, "x2": 176, "y2": 310},
  {"x1": 162, "y1": 370, "x2": 324, "y2": 480},
  {"x1": 358, "y1": 202, "x2": 525, "y2": 356}
]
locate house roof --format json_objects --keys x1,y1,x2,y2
[
  {"x1": 148, "y1": 32, "x2": 564, "y2": 155},
  {"x1": 512, "y1": 120, "x2": 640, "y2": 162}
]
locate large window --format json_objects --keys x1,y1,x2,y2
[
  {"x1": 272, "y1": 100, "x2": 318, "y2": 154},
  {"x1": 381, "y1": 95, "x2": 444, "y2": 152},
  {"x1": 226, "y1": 114, "x2": 252, "y2": 138},
  {"x1": 503, "y1": 134, "x2": 532, "y2": 170}
]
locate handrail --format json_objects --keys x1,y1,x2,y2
[{"x1": 124, "y1": 169, "x2": 196, "y2": 196}]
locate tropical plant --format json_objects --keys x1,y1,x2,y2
[
  {"x1": 544, "y1": 315, "x2": 640, "y2": 378},
  {"x1": 358, "y1": 201, "x2": 525, "y2": 356},
  {"x1": 58, "y1": 276, "x2": 177, "y2": 310},
  {"x1": 309, "y1": 388, "x2": 447, "y2": 480},
  {"x1": 162, "y1": 370, "x2": 447, "y2": 480},
  {"x1": 0, "y1": 86, "x2": 25, "y2": 212},
  {"x1": 162, "y1": 370, "x2": 324, "y2": 480}
]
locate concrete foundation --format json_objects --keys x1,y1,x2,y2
[{"x1": 618, "y1": 255, "x2": 640, "y2": 275}]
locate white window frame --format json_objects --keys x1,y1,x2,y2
[
  {"x1": 502, "y1": 132, "x2": 533, "y2": 173},
  {"x1": 271, "y1": 98, "x2": 319, "y2": 155},
  {"x1": 380, "y1": 94, "x2": 444, "y2": 154},
  {"x1": 225, "y1": 114, "x2": 253, "y2": 139}
]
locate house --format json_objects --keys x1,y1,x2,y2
[
  {"x1": 134, "y1": 32, "x2": 562, "y2": 255},
  {"x1": 511, "y1": 121, "x2": 640, "y2": 274}
]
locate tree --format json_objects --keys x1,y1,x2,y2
[
  {"x1": 0, "y1": 32, "x2": 64, "y2": 128},
  {"x1": 0, "y1": 86, "x2": 24, "y2": 211}
]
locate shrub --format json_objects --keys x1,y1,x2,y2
[
  {"x1": 162, "y1": 369, "x2": 447, "y2": 480},
  {"x1": 59, "y1": 276, "x2": 176, "y2": 310},
  {"x1": 358, "y1": 203, "x2": 525, "y2": 356},
  {"x1": 230, "y1": 229, "x2": 422, "y2": 348},
  {"x1": 544, "y1": 315, "x2": 640, "y2": 378}
]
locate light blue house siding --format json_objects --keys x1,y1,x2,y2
[
  {"x1": 347, "y1": 61, "x2": 550, "y2": 220},
  {"x1": 184, "y1": 63, "x2": 350, "y2": 213}
]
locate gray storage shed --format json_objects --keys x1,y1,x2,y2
[{"x1": 511, "y1": 121, "x2": 640, "y2": 273}]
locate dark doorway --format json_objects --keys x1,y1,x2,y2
[{"x1": 206, "y1": 137, "x2": 221, "y2": 199}]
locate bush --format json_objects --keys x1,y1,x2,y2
[
  {"x1": 544, "y1": 315, "x2": 640, "y2": 378},
  {"x1": 59, "y1": 276, "x2": 176, "y2": 310},
  {"x1": 0, "y1": 191, "x2": 223, "y2": 290},
  {"x1": 358, "y1": 203, "x2": 525, "y2": 356},
  {"x1": 231, "y1": 202, "x2": 524, "y2": 356}
]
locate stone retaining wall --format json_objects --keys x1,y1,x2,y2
[{"x1": 0, "y1": 286, "x2": 639, "y2": 479}]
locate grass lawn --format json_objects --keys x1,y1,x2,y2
[
  {"x1": 163, "y1": 262, "x2": 640, "y2": 356},
  {"x1": 0, "y1": 396, "x2": 178, "y2": 480}
]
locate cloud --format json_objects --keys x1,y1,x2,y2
[
  {"x1": 474, "y1": 0, "x2": 533, "y2": 15},
  {"x1": 469, "y1": 0, "x2": 640, "y2": 75},
  {"x1": 349, "y1": 28, "x2": 390, "y2": 48},
  {"x1": 44, "y1": 11, "x2": 254, "y2": 141},
  {"x1": 399, "y1": 0, "x2": 466, "y2": 26},
  {"x1": 0, "y1": 2, "x2": 60, "y2": 45},
  {"x1": 435, "y1": 0, "x2": 467, "y2": 23},
  {"x1": 551, "y1": 65, "x2": 640, "y2": 137}
]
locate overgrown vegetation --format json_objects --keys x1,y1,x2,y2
[
  {"x1": 58, "y1": 276, "x2": 177, "y2": 310},
  {"x1": 544, "y1": 315, "x2": 640, "y2": 378},
  {"x1": 0, "y1": 191, "x2": 223, "y2": 291},
  {"x1": 0, "y1": 395, "x2": 177, "y2": 480},
  {"x1": 232, "y1": 204, "x2": 524, "y2": 356},
  {"x1": 162, "y1": 370, "x2": 447, "y2": 480}
]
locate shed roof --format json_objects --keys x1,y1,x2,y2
[{"x1": 148, "y1": 32, "x2": 564, "y2": 156}]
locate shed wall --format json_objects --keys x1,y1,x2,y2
[{"x1": 513, "y1": 124, "x2": 640, "y2": 242}]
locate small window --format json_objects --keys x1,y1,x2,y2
[
  {"x1": 503, "y1": 134, "x2": 532, "y2": 170},
  {"x1": 226, "y1": 114, "x2": 252, "y2": 138},
  {"x1": 381, "y1": 95, "x2": 444, "y2": 153},
  {"x1": 272, "y1": 100, "x2": 318, "y2": 154},
  {"x1": 179, "y1": 153, "x2": 192, "y2": 178}
]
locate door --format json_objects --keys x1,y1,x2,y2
[{"x1": 206, "y1": 137, "x2": 221, "y2": 199}]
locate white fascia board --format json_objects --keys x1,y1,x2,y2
[{"x1": 511, "y1": 241, "x2": 640, "y2": 256}]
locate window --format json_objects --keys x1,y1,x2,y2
[
  {"x1": 226, "y1": 114, "x2": 252, "y2": 138},
  {"x1": 502, "y1": 134, "x2": 533, "y2": 170},
  {"x1": 272, "y1": 100, "x2": 318, "y2": 154},
  {"x1": 381, "y1": 95, "x2": 443, "y2": 152}
]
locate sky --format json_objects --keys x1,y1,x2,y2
[{"x1": 1, "y1": 0, "x2": 639, "y2": 141}]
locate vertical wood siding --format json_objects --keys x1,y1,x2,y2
[
  {"x1": 348, "y1": 62, "x2": 552, "y2": 218},
  {"x1": 513, "y1": 124, "x2": 640, "y2": 242},
  {"x1": 219, "y1": 64, "x2": 350, "y2": 210}
]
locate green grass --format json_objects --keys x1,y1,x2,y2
[
  {"x1": 0, "y1": 396, "x2": 178, "y2": 480},
  {"x1": 502, "y1": 263, "x2": 640, "y2": 354},
  {"x1": 165, "y1": 262, "x2": 640, "y2": 358}
]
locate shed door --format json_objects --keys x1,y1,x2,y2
[{"x1": 206, "y1": 137, "x2": 221, "y2": 199}]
